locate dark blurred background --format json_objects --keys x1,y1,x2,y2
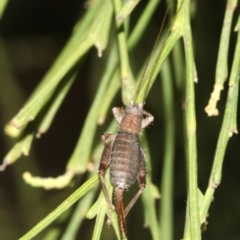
[{"x1": 0, "y1": 0, "x2": 240, "y2": 240}]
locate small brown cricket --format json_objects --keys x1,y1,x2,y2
[{"x1": 98, "y1": 101, "x2": 154, "y2": 239}]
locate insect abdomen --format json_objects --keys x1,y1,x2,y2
[{"x1": 110, "y1": 130, "x2": 140, "y2": 190}]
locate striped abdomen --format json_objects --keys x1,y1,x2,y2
[{"x1": 110, "y1": 130, "x2": 140, "y2": 190}]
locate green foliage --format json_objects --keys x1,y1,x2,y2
[{"x1": 0, "y1": 0, "x2": 240, "y2": 240}]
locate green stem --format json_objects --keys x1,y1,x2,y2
[
  {"x1": 200, "y1": 19, "x2": 240, "y2": 224},
  {"x1": 160, "y1": 60, "x2": 175, "y2": 240},
  {"x1": 19, "y1": 175, "x2": 99, "y2": 240},
  {"x1": 182, "y1": 0, "x2": 200, "y2": 239},
  {"x1": 127, "y1": 0, "x2": 161, "y2": 50},
  {"x1": 141, "y1": 136, "x2": 161, "y2": 240},
  {"x1": 205, "y1": 0, "x2": 237, "y2": 116},
  {"x1": 0, "y1": 0, "x2": 8, "y2": 19},
  {"x1": 113, "y1": 0, "x2": 136, "y2": 105}
]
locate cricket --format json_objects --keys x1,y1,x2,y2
[
  {"x1": 98, "y1": 101, "x2": 154, "y2": 239},
  {"x1": 97, "y1": 3, "x2": 172, "y2": 239}
]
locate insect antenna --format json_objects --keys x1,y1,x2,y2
[{"x1": 132, "y1": 6, "x2": 170, "y2": 104}]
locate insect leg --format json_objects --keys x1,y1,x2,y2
[
  {"x1": 98, "y1": 141, "x2": 115, "y2": 211},
  {"x1": 141, "y1": 110, "x2": 154, "y2": 129},
  {"x1": 101, "y1": 132, "x2": 116, "y2": 144},
  {"x1": 124, "y1": 148, "x2": 146, "y2": 217},
  {"x1": 112, "y1": 107, "x2": 124, "y2": 124}
]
